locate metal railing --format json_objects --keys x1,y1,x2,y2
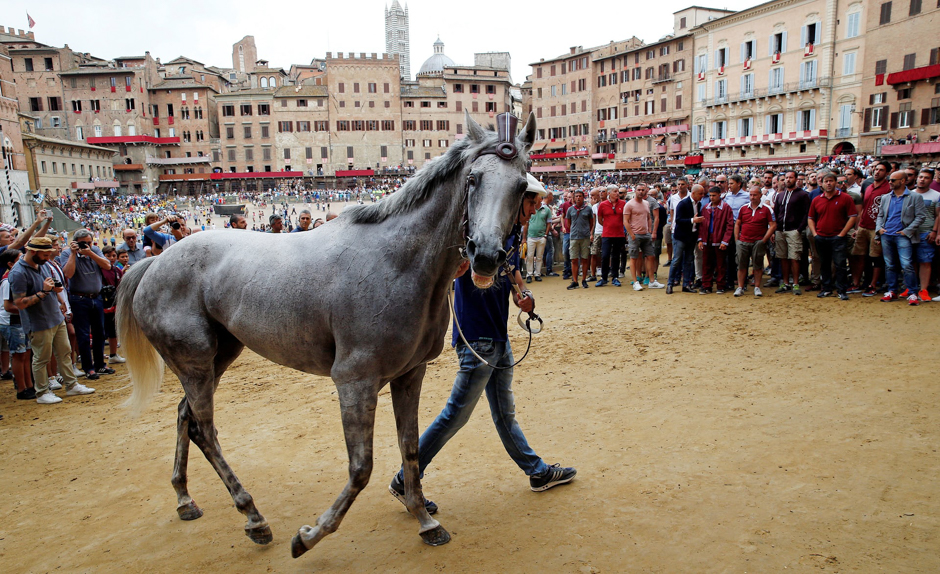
[
  {"x1": 651, "y1": 73, "x2": 673, "y2": 84},
  {"x1": 703, "y1": 77, "x2": 831, "y2": 107}
]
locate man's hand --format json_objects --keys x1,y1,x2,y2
[
  {"x1": 697, "y1": 241, "x2": 704, "y2": 251},
  {"x1": 692, "y1": 216, "x2": 704, "y2": 224},
  {"x1": 719, "y1": 243, "x2": 727, "y2": 251},
  {"x1": 514, "y1": 291, "x2": 535, "y2": 313},
  {"x1": 42, "y1": 277, "x2": 55, "y2": 292},
  {"x1": 454, "y1": 260, "x2": 470, "y2": 279}
]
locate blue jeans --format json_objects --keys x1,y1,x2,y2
[
  {"x1": 408, "y1": 340, "x2": 549, "y2": 479},
  {"x1": 881, "y1": 234, "x2": 916, "y2": 294},
  {"x1": 562, "y1": 233, "x2": 572, "y2": 277},
  {"x1": 543, "y1": 234, "x2": 555, "y2": 273},
  {"x1": 668, "y1": 238, "x2": 695, "y2": 287},
  {"x1": 70, "y1": 294, "x2": 106, "y2": 373}
]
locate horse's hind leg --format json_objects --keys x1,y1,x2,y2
[
  {"x1": 172, "y1": 398, "x2": 203, "y2": 521},
  {"x1": 292, "y1": 378, "x2": 380, "y2": 558},
  {"x1": 389, "y1": 364, "x2": 449, "y2": 546},
  {"x1": 185, "y1": 388, "x2": 272, "y2": 544}
]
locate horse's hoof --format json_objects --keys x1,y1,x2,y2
[
  {"x1": 177, "y1": 501, "x2": 203, "y2": 521},
  {"x1": 420, "y1": 525, "x2": 451, "y2": 546},
  {"x1": 245, "y1": 524, "x2": 273, "y2": 545},
  {"x1": 291, "y1": 531, "x2": 310, "y2": 558}
]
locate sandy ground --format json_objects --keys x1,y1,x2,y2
[{"x1": 1, "y1": 272, "x2": 937, "y2": 573}]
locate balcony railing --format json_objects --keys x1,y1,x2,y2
[
  {"x1": 835, "y1": 127, "x2": 853, "y2": 138},
  {"x1": 651, "y1": 73, "x2": 673, "y2": 84},
  {"x1": 702, "y1": 77, "x2": 831, "y2": 107}
]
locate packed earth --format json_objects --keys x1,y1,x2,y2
[{"x1": 1, "y1": 273, "x2": 936, "y2": 572}]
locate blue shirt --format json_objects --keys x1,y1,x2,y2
[
  {"x1": 143, "y1": 226, "x2": 174, "y2": 248},
  {"x1": 57, "y1": 246, "x2": 105, "y2": 294},
  {"x1": 451, "y1": 228, "x2": 521, "y2": 347},
  {"x1": 723, "y1": 190, "x2": 750, "y2": 220},
  {"x1": 884, "y1": 190, "x2": 908, "y2": 235},
  {"x1": 7, "y1": 258, "x2": 64, "y2": 334},
  {"x1": 116, "y1": 242, "x2": 146, "y2": 266}
]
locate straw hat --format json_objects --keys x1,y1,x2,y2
[{"x1": 25, "y1": 236, "x2": 56, "y2": 252}]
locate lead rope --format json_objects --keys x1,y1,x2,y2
[{"x1": 447, "y1": 280, "x2": 536, "y2": 370}]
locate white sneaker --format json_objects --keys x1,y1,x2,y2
[
  {"x1": 734, "y1": 287, "x2": 744, "y2": 297},
  {"x1": 754, "y1": 287, "x2": 763, "y2": 297},
  {"x1": 37, "y1": 391, "x2": 63, "y2": 404},
  {"x1": 933, "y1": 295, "x2": 940, "y2": 302},
  {"x1": 633, "y1": 281, "x2": 643, "y2": 291},
  {"x1": 649, "y1": 280, "x2": 664, "y2": 289},
  {"x1": 73, "y1": 364, "x2": 85, "y2": 377},
  {"x1": 48, "y1": 377, "x2": 63, "y2": 390},
  {"x1": 66, "y1": 383, "x2": 96, "y2": 396},
  {"x1": 109, "y1": 354, "x2": 126, "y2": 364}
]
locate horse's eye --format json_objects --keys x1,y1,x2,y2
[{"x1": 467, "y1": 174, "x2": 476, "y2": 187}]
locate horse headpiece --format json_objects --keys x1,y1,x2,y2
[{"x1": 476, "y1": 113, "x2": 520, "y2": 161}]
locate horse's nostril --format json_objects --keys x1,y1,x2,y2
[
  {"x1": 466, "y1": 240, "x2": 477, "y2": 258},
  {"x1": 495, "y1": 250, "x2": 507, "y2": 266}
]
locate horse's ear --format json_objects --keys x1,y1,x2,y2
[
  {"x1": 517, "y1": 112, "x2": 537, "y2": 151},
  {"x1": 465, "y1": 110, "x2": 486, "y2": 143}
]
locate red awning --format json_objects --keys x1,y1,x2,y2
[
  {"x1": 210, "y1": 171, "x2": 303, "y2": 180},
  {"x1": 335, "y1": 169, "x2": 374, "y2": 177},
  {"x1": 86, "y1": 135, "x2": 181, "y2": 145},
  {"x1": 886, "y1": 64, "x2": 940, "y2": 86},
  {"x1": 684, "y1": 155, "x2": 704, "y2": 165}
]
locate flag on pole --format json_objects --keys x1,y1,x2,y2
[{"x1": 27, "y1": 13, "x2": 35, "y2": 28}]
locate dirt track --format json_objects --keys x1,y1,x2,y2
[{"x1": 1, "y1": 276, "x2": 937, "y2": 573}]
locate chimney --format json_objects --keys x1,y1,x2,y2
[
  {"x1": 17, "y1": 29, "x2": 24, "y2": 36},
  {"x1": 326, "y1": 52, "x2": 332, "y2": 58},
  {"x1": 371, "y1": 52, "x2": 377, "y2": 59},
  {"x1": 360, "y1": 52, "x2": 366, "y2": 58},
  {"x1": 27, "y1": 32, "x2": 33, "y2": 39},
  {"x1": 570, "y1": 46, "x2": 576, "y2": 55}
]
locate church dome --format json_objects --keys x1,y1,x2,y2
[{"x1": 417, "y1": 37, "x2": 454, "y2": 76}]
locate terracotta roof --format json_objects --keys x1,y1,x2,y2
[
  {"x1": 401, "y1": 85, "x2": 446, "y2": 98},
  {"x1": 22, "y1": 133, "x2": 116, "y2": 154},
  {"x1": 59, "y1": 66, "x2": 136, "y2": 76},
  {"x1": 273, "y1": 85, "x2": 328, "y2": 98}
]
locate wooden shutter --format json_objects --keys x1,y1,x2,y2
[
  {"x1": 923, "y1": 108, "x2": 932, "y2": 125},
  {"x1": 890, "y1": 111, "x2": 899, "y2": 129},
  {"x1": 882, "y1": 105, "x2": 890, "y2": 128},
  {"x1": 869, "y1": 93, "x2": 875, "y2": 105},
  {"x1": 863, "y1": 108, "x2": 872, "y2": 132}
]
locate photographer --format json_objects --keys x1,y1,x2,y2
[
  {"x1": 57, "y1": 229, "x2": 114, "y2": 381},
  {"x1": 142, "y1": 213, "x2": 186, "y2": 256}
]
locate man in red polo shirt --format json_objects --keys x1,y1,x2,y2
[
  {"x1": 808, "y1": 170, "x2": 858, "y2": 300},
  {"x1": 734, "y1": 186, "x2": 777, "y2": 297},
  {"x1": 595, "y1": 186, "x2": 626, "y2": 287},
  {"x1": 851, "y1": 161, "x2": 891, "y2": 295}
]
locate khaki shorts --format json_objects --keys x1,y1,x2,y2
[
  {"x1": 774, "y1": 229, "x2": 803, "y2": 260},
  {"x1": 851, "y1": 227, "x2": 883, "y2": 257},
  {"x1": 590, "y1": 233, "x2": 603, "y2": 255},
  {"x1": 570, "y1": 238, "x2": 591, "y2": 260},
  {"x1": 736, "y1": 240, "x2": 766, "y2": 271},
  {"x1": 664, "y1": 224, "x2": 673, "y2": 245}
]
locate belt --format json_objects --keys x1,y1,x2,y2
[{"x1": 70, "y1": 291, "x2": 100, "y2": 299}]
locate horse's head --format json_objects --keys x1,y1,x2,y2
[{"x1": 462, "y1": 111, "x2": 538, "y2": 286}]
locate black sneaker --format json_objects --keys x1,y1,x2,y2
[
  {"x1": 16, "y1": 387, "x2": 37, "y2": 400},
  {"x1": 98, "y1": 367, "x2": 116, "y2": 375},
  {"x1": 534, "y1": 276, "x2": 542, "y2": 282},
  {"x1": 817, "y1": 291, "x2": 832, "y2": 298},
  {"x1": 0, "y1": 370, "x2": 13, "y2": 380},
  {"x1": 389, "y1": 473, "x2": 438, "y2": 515},
  {"x1": 530, "y1": 463, "x2": 577, "y2": 492},
  {"x1": 581, "y1": 280, "x2": 589, "y2": 289},
  {"x1": 838, "y1": 292, "x2": 849, "y2": 301},
  {"x1": 586, "y1": 276, "x2": 596, "y2": 282},
  {"x1": 86, "y1": 372, "x2": 100, "y2": 380},
  {"x1": 775, "y1": 284, "x2": 791, "y2": 294},
  {"x1": 566, "y1": 281, "x2": 579, "y2": 290}
]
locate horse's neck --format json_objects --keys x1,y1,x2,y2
[{"x1": 407, "y1": 176, "x2": 467, "y2": 278}]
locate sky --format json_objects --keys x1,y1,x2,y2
[{"x1": 13, "y1": 0, "x2": 759, "y2": 84}]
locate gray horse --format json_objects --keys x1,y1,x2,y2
[{"x1": 116, "y1": 111, "x2": 537, "y2": 558}]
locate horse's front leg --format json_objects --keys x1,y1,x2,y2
[
  {"x1": 292, "y1": 377, "x2": 380, "y2": 558},
  {"x1": 389, "y1": 364, "x2": 450, "y2": 545}
]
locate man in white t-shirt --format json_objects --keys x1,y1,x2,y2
[{"x1": 588, "y1": 187, "x2": 604, "y2": 281}]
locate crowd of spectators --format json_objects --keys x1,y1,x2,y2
[{"x1": 526, "y1": 156, "x2": 940, "y2": 306}]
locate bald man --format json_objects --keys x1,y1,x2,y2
[{"x1": 116, "y1": 229, "x2": 145, "y2": 266}]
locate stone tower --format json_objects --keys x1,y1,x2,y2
[
  {"x1": 384, "y1": 1, "x2": 410, "y2": 79},
  {"x1": 232, "y1": 36, "x2": 258, "y2": 74}
]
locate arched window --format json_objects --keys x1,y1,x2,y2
[
  {"x1": 269, "y1": 76, "x2": 276, "y2": 88},
  {"x1": 260, "y1": 76, "x2": 268, "y2": 89}
]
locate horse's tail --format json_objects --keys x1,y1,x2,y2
[{"x1": 116, "y1": 257, "x2": 165, "y2": 417}]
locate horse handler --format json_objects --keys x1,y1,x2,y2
[{"x1": 389, "y1": 175, "x2": 576, "y2": 513}]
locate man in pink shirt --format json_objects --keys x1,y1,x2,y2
[{"x1": 623, "y1": 183, "x2": 661, "y2": 291}]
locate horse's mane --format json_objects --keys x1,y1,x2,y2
[{"x1": 343, "y1": 130, "x2": 506, "y2": 224}]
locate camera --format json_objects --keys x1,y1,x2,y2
[
  {"x1": 170, "y1": 220, "x2": 181, "y2": 230},
  {"x1": 53, "y1": 279, "x2": 63, "y2": 288},
  {"x1": 77, "y1": 241, "x2": 90, "y2": 250}
]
